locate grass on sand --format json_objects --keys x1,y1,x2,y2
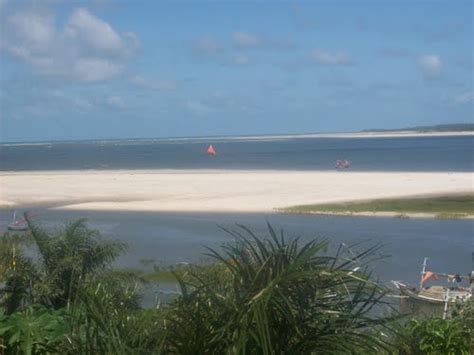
[{"x1": 280, "y1": 194, "x2": 474, "y2": 218}]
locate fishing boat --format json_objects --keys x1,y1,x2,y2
[
  {"x1": 7, "y1": 211, "x2": 29, "y2": 231},
  {"x1": 335, "y1": 159, "x2": 350, "y2": 169},
  {"x1": 392, "y1": 258, "x2": 472, "y2": 318}
]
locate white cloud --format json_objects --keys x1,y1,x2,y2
[
  {"x1": 231, "y1": 54, "x2": 250, "y2": 65},
  {"x1": 310, "y1": 49, "x2": 352, "y2": 65},
  {"x1": 1, "y1": 7, "x2": 139, "y2": 82},
  {"x1": 455, "y1": 91, "x2": 474, "y2": 104},
  {"x1": 130, "y1": 75, "x2": 178, "y2": 90},
  {"x1": 65, "y1": 8, "x2": 124, "y2": 54},
  {"x1": 202, "y1": 91, "x2": 236, "y2": 109},
  {"x1": 72, "y1": 97, "x2": 93, "y2": 111},
  {"x1": 105, "y1": 95, "x2": 124, "y2": 108},
  {"x1": 417, "y1": 54, "x2": 442, "y2": 79},
  {"x1": 129, "y1": 75, "x2": 148, "y2": 87},
  {"x1": 192, "y1": 31, "x2": 289, "y2": 65},
  {"x1": 191, "y1": 36, "x2": 253, "y2": 67},
  {"x1": 186, "y1": 100, "x2": 212, "y2": 115},
  {"x1": 232, "y1": 31, "x2": 294, "y2": 49},
  {"x1": 193, "y1": 35, "x2": 219, "y2": 54},
  {"x1": 233, "y1": 32, "x2": 262, "y2": 47},
  {"x1": 6, "y1": 11, "x2": 56, "y2": 52},
  {"x1": 74, "y1": 58, "x2": 123, "y2": 82},
  {"x1": 190, "y1": 91, "x2": 262, "y2": 113}
]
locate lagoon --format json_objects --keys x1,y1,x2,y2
[{"x1": 3, "y1": 209, "x2": 471, "y2": 288}]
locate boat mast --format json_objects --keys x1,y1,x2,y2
[
  {"x1": 442, "y1": 288, "x2": 450, "y2": 320},
  {"x1": 419, "y1": 257, "x2": 428, "y2": 289}
]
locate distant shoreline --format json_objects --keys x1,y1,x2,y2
[
  {"x1": 1, "y1": 130, "x2": 473, "y2": 146},
  {"x1": 278, "y1": 210, "x2": 474, "y2": 219},
  {"x1": 278, "y1": 194, "x2": 474, "y2": 220}
]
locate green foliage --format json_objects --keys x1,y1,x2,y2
[
  {"x1": 0, "y1": 219, "x2": 164, "y2": 354},
  {"x1": 28, "y1": 218, "x2": 127, "y2": 309},
  {"x1": 1, "y1": 218, "x2": 126, "y2": 312},
  {"x1": 282, "y1": 194, "x2": 474, "y2": 217},
  {"x1": 64, "y1": 281, "x2": 165, "y2": 354},
  {"x1": 396, "y1": 316, "x2": 472, "y2": 354},
  {"x1": 6, "y1": 219, "x2": 471, "y2": 354},
  {"x1": 0, "y1": 250, "x2": 39, "y2": 314},
  {"x1": 0, "y1": 306, "x2": 67, "y2": 355},
  {"x1": 165, "y1": 223, "x2": 396, "y2": 354},
  {"x1": 451, "y1": 298, "x2": 474, "y2": 351},
  {"x1": 0, "y1": 232, "x2": 34, "y2": 284},
  {"x1": 394, "y1": 300, "x2": 474, "y2": 354},
  {"x1": 0, "y1": 284, "x2": 166, "y2": 355}
]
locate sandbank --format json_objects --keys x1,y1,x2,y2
[
  {"x1": 0, "y1": 131, "x2": 472, "y2": 147},
  {"x1": 1, "y1": 170, "x2": 472, "y2": 214}
]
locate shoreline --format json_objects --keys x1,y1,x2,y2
[
  {"x1": 3, "y1": 168, "x2": 474, "y2": 175},
  {"x1": 278, "y1": 194, "x2": 474, "y2": 219},
  {"x1": 1, "y1": 170, "x2": 472, "y2": 215},
  {"x1": 277, "y1": 210, "x2": 474, "y2": 220},
  {"x1": 1, "y1": 130, "x2": 473, "y2": 146}
]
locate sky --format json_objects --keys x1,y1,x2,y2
[{"x1": 0, "y1": 0, "x2": 473, "y2": 142}]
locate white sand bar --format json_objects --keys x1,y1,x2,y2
[{"x1": 0, "y1": 170, "x2": 473, "y2": 213}]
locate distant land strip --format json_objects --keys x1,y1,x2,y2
[
  {"x1": 279, "y1": 194, "x2": 474, "y2": 219},
  {"x1": 361, "y1": 123, "x2": 474, "y2": 133}
]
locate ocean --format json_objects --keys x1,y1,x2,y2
[{"x1": 1, "y1": 134, "x2": 473, "y2": 171}]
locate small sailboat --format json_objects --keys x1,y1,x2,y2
[
  {"x1": 207, "y1": 144, "x2": 217, "y2": 156},
  {"x1": 7, "y1": 211, "x2": 28, "y2": 231}
]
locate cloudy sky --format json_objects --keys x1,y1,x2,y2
[{"x1": 0, "y1": 0, "x2": 472, "y2": 142}]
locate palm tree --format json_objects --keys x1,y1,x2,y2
[
  {"x1": 1, "y1": 218, "x2": 165, "y2": 354},
  {"x1": 2, "y1": 220, "x2": 400, "y2": 353},
  {"x1": 2, "y1": 217, "x2": 126, "y2": 312},
  {"x1": 165, "y1": 223, "x2": 395, "y2": 354}
]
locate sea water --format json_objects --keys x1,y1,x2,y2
[{"x1": 1, "y1": 135, "x2": 473, "y2": 171}]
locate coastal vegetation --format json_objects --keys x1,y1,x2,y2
[
  {"x1": 0, "y1": 219, "x2": 473, "y2": 354},
  {"x1": 281, "y1": 194, "x2": 474, "y2": 218}
]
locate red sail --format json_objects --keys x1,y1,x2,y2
[{"x1": 207, "y1": 145, "x2": 217, "y2": 156}]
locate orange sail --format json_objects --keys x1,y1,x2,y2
[
  {"x1": 421, "y1": 271, "x2": 439, "y2": 284},
  {"x1": 207, "y1": 144, "x2": 217, "y2": 156}
]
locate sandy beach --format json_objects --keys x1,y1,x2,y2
[{"x1": 1, "y1": 170, "x2": 472, "y2": 213}]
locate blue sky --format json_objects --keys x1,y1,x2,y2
[{"x1": 0, "y1": 0, "x2": 472, "y2": 142}]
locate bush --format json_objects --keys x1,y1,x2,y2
[
  {"x1": 0, "y1": 306, "x2": 67, "y2": 355},
  {"x1": 396, "y1": 316, "x2": 471, "y2": 354},
  {"x1": 164, "y1": 223, "x2": 395, "y2": 353}
]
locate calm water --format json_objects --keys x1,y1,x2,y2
[
  {"x1": 1, "y1": 135, "x2": 473, "y2": 171},
  {"x1": 1, "y1": 209, "x2": 471, "y2": 287}
]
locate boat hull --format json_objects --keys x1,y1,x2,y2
[
  {"x1": 393, "y1": 281, "x2": 471, "y2": 304},
  {"x1": 7, "y1": 224, "x2": 28, "y2": 232}
]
